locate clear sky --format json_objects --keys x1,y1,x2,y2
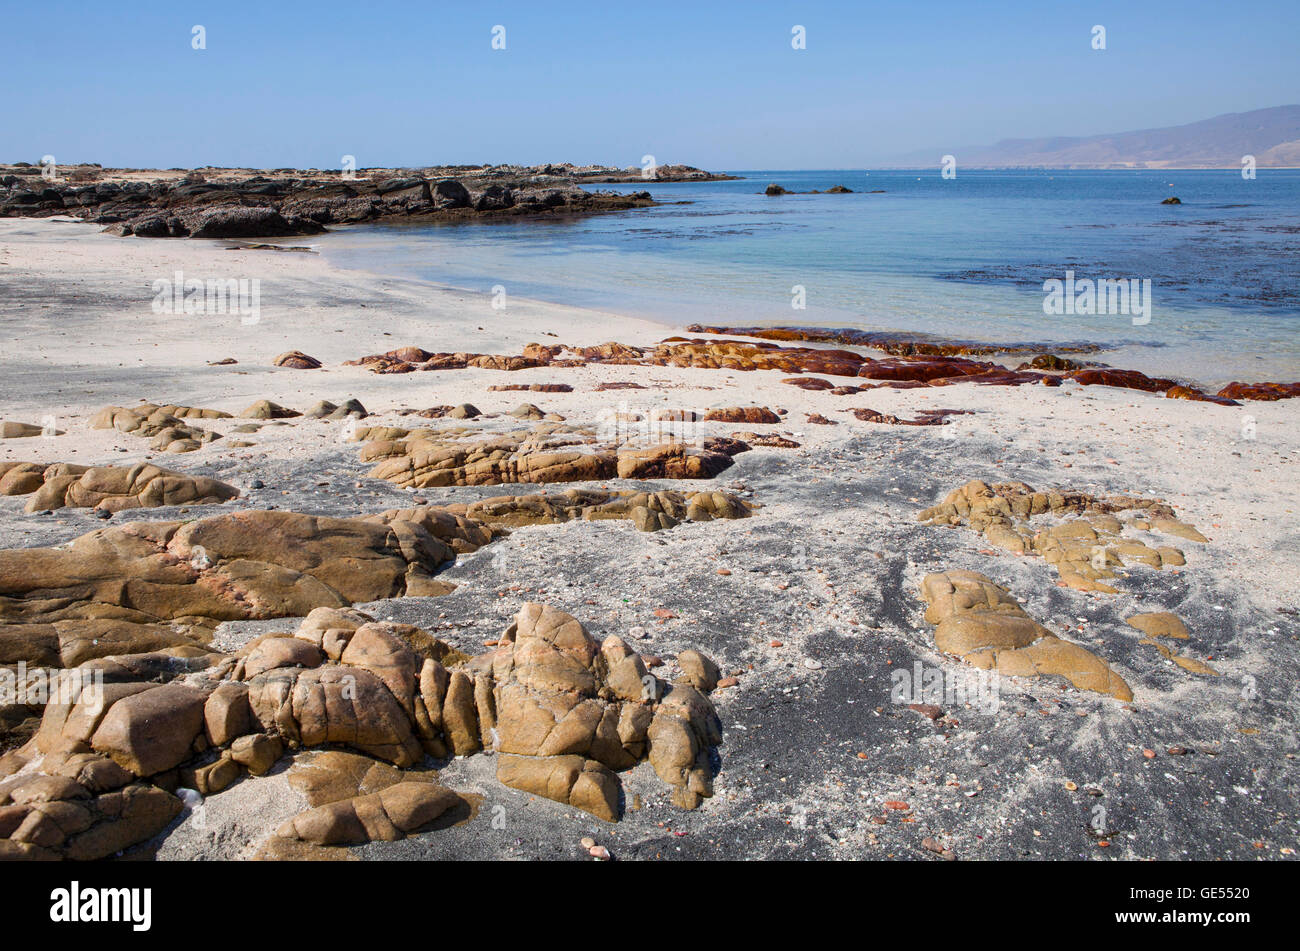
[{"x1": 3, "y1": 0, "x2": 1297, "y2": 170}]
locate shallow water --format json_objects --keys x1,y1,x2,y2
[{"x1": 313, "y1": 168, "x2": 1300, "y2": 388}]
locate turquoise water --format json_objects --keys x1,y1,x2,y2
[{"x1": 314, "y1": 169, "x2": 1300, "y2": 388}]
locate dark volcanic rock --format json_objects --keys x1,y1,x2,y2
[
  {"x1": 431, "y1": 179, "x2": 471, "y2": 209},
  {"x1": 189, "y1": 206, "x2": 323, "y2": 239}
]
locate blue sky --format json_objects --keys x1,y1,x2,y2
[{"x1": 3, "y1": 0, "x2": 1296, "y2": 169}]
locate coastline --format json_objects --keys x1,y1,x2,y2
[{"x1": 1, "y1": 216, "x2": 1298, "y2": 861}]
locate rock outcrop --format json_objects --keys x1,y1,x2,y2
[
  {"x1": 918, "y1": 480, "x2": 1200, "y2": 592},
  {"x1": 337, "y1": 334, "x2": 1294, "y2": 402},
  {"x1": 0, "y1": 462, "x2": 239, "y2": 513},
  {"x1": 920, "y1": 570, "x2": 1133, "y2": 700},
  {"x1": 849, "y1": 407, "x2": 969, "y2": 426},
  {"x1": 0, "y1": 602, "x2": 725, "y2": 859},
  {"x1": 0, "y1": 507, "x2": 497, "y2": 668},
  {"x1": 363, "y1": 428, "x2": 736, "y2": 489},
  {"x1": 90, "y1": 403, "x2": 230, "y2": 453},
  {"x1": 273, "y1": 350, "x2": 322, "y2": 370},
  {"x1": 0, "y1": 422, "x2": 57, "y2": 439},
  {"x1": 0, "y1": 163, "x2": 725, "y2": 237}
]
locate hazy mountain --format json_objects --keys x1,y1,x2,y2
[{"x1": 900, "y1": 105, "x2": 1300, "y2": 169}]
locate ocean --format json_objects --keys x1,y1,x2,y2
[{"x1": 312, "y1": 168, "x2": 1300, "y2": 388}]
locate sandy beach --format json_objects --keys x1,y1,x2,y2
[{"x1": 1, "y1": 215, "x2": 1296, "y2": 861}]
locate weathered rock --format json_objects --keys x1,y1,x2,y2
[
  {"x1": 247, "y1": 665, "x2": 423, "y2": 766},
  {"x1": 1140, "y1": 639, "x2": 1219, "y2": 676},
  {"x1": 306, "y1": 398, "x2": 367, "y2": 420},
  {"x1": 676, "y1": 649, "x2": 720, "y2": 692},
  {"x1": 1216, "y1": 381, "x2": 1300, "y2": 402},
  {"x1": 11, "y1": 463, "x2": 239, "y2": 513},
  {"x1": 204, "y1": 682, "x2": 252, "y2": 746},
  {"x1": 91, "y1": 684, "x2": 208, "y2": 776},
  {"x1": 0, "y1": 422, "x2": 51, "y2": 439},
  {"x1": 1126, "y1": 613, "x2": 1190, "y2": 639},
  {"x1": 273, "y1": 350, "x2": 322, "y2": 369},
  {"x1": 0, "y1": 507, "x2": 494, "y2": 667},
  {"x1": 276, "y1": 780, "x2": 462, "y2": 845},
  {"x1": 488, "y1": 383, "x2": 573, "y2": 393},
  {"x1": 228, "y1": 733, "x2": 282, "y2": 775},
  {"x1": 89, "y1": 403, "x2": 225, "y2": 452},
  {"x1": 365, "y1": 428, "x2": 736, "y2": 489},
  {"x1": 918, "y1": 480, "x2": 1192, "y2": 591},
  {"x1": 732, "y1": 432, "x2": 800, "y2": 449},
  {"x1": 286, "y1": 749, "x2": 427, "y2": 806},
  {"x1": 189, "y1": 206, "x2": 323, "y2": 239},
  {"x1": 919, "y1": 570, "x2": 1132, "y2": 700},
  {"x1": 496, "y1": 754, "x2": 620, "y2": 821},
  {"x1": 3, "y1": 596, "x2": 725, "y2": 856},
  {"x1": 703, "y1": 406, "x2": 781, "y2": 424},
  {"x1": 239, "y1": 635, "x2": 324, "y2": 679},
  {"x1": 850, "y1": 407, "x2": 969, "y2": 426},
  {"x1": 62, "y1": 784, "x2": 182, "y2": 860},
  {"x1": 646, "y1": 683, "x2": 722, "y2": 809},
  {"x1": 240, "y1": 399, "x2": 300, "y2": 419},
  {"x1": 179, "y1": 752, "x2": 242, "y2": 795}
]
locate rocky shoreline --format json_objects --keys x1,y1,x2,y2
[
  {"x1": 0, "y1": 161, "x2": 734, "y2": 239},
  {"x1": 0, "y1": 217, "x2": 1296, "y2": 862}
]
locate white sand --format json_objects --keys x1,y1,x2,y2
[{"x1": 1, "y1": 219, "x2": 1295, "y2": 602}]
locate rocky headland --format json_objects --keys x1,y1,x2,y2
[{"x1": 0, "y1": 161, "x2": 734, "y2": 239}]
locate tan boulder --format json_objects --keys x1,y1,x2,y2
[
  {"x1": 919, "y1": 571, "x2": 1132, "y2": 701},
  {"x1": 276, "y1": 781, "x2": 461, "y2": 845},
  {"x1": 203, "y1": 682, "x2": 252, "y2": 746},
  {"x1": 240, "y1": 400, "x2": 300, "y2": 419},
  {"x1": 90, "y1": 685, "x2": 208, "y2": 776},
  {"x1": 496, "y1": 754, "x2": 619, "y2": 822},
  {"x1": 1126, "y1": 612, "x2": 1190, "y2": 639},
  {"x1": 228, "y1": 733, "x2": 282, "y2": 775},
  {"x1": 0, "y1": 422, "x2": 49, "y2": 439},
  {"x1": 675, "y1": 649, "x2": 721, "y2": 692},
  {"x1": 247, "y1": 666, "x2": 422, "y2": 766},
  {"x1": 63, "y1": 784, "x2": 182, "y2": 861}
]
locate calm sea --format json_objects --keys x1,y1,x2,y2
[{"x1": 313, "y1": 169, "x2": 1300, "y2": 388}]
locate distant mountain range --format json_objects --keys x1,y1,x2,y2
[{"x1": 901, "y1": 105, "x2": 1300, "y2": 169}]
